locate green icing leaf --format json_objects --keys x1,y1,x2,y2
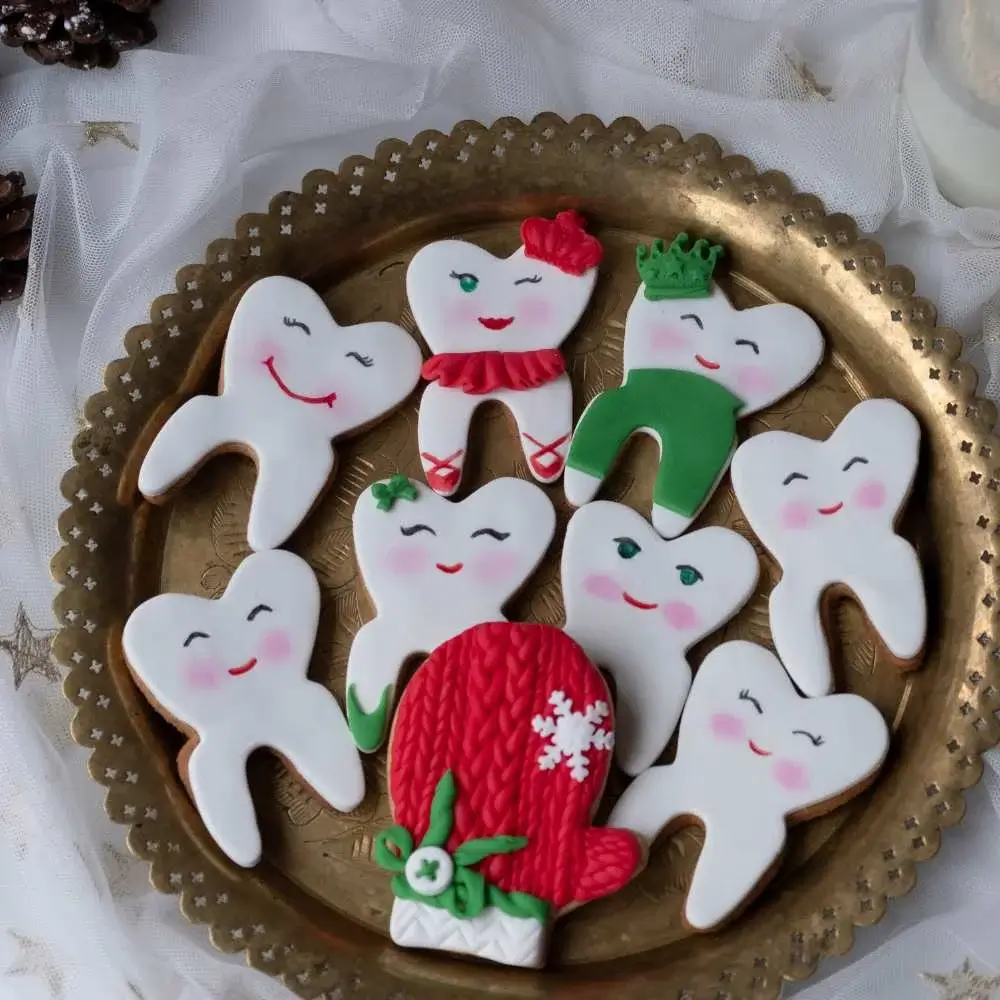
[
  {"x1": 371, "y1": 474, "x2": 418, "y2": 511},
  {"x1": 346, "y1": 683, "x2": 390, "y2": 752},
  {"x1": 453, "y1": 835, "x2": 528, "y2": 867},
  {"x1": 487, "y1": 886, "x2": 550, "y2": 923},
  {"x1": 373, "y1": 826, "x2": 412, "y2": 873},
  {"x1": 420, "y1": 771, "x2": 456, "y2": 848}
]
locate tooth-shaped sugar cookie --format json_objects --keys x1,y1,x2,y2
[
  {"x1": 138, "y1": 276, "x2": 422, "y2": 551},
  {"x1": 610, "y1": 640, "x2": 889, "y2": 930},
  {"x1": 122, "y1": 550, "x2": 364, "y2": 868},
  {"x1": 346, "y1": 476, "x2": 556, "y2": 751},
  {"x1": 562, "y1": 501, "x2": 758, "y2": 775},
  {"x1": 731, "y1": 397, "x2": 925, "y2": 697}
]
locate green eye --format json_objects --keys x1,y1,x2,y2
[
  {"x1": 450, "y1": 270, "x2": 479, "y2": 293},
  {"x1": 677, "y1": 564, "x2": 703, "y2": 586},
  {"x1": 614, "y1": 536, "x2": 641, "y2": 560}
]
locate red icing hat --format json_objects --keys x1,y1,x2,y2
[
  {"x1": 520, "y1": 210, "x2": 603, "y2": 276},
  {"x1": 387, "y1": 622, "x2": 642, "y2": 914}
]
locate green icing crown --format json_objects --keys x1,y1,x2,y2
[{"x1": 636, "y1": 233, "x2": 723, "y2": 301}]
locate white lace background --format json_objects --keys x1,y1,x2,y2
[{"x1": 1, "y1": 1, "x2": 999, "y2": 997}]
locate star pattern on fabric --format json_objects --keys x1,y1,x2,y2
[
  {"x1": 4, "y1": 930, "x2": 64, "y2": 998},
  {"x1": 0, "y1": 603, "x2": 58, "y2": 689},
  {"x1": 923, "y1": 958, "x2": 1000, "y2": 1000}
]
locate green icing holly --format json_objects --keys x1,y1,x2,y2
[
  {"x1": 371, "y1": 474, "x2": 418, "y2": 512},
  {"x1": 347, "y1": 683, "x2": 391, "y2": 752}
]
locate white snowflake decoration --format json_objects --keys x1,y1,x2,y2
[{"x1": 531, "y1": 690, "x2": 614, "y2": 782}]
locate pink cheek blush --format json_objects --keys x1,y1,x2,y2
[
  {"x1": 710, "y1": 712, "x2": 745, "y2": 742},
  {"x1": 852, "y1": 478, "x2": 886, "y2": 510},
  {"x1": 650, "y1": 326, "x2": 689, "y2": 351},
  {"x1": 663, "y1": 600, "x2": 700, "y2": 630},
  {"x1": 516, "y1": 296, "x2": 555, "y2": 328},
  {"x1": 780, "y1": 499, "x2": 813, "y2": 530},
  {"x1": 259, "y1": 628, "x2": 292, "y2": 664},
  {"x1": 383, "y1": 544, "x2": 431, "y2": 576},
  {"x1": 184, "y1": 658, "x2": 223, "y2": 692},
  {"x1": 736, "y1": 365, "x2": 774, "y2": 398},
  {"x1": 443, "y1": 298, "x2": 484, "y2": 329},
  {"x1": 772, "y1": 758, "x2": 809, "y2": 792},
  {"x1": 583, "y1": 573, "x2": 620, "y2": 602},
  {"x1": 470, "y1": 548, "x2": 518, "y2": 585}
]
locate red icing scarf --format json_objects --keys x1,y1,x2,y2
[{"x1": 421, "y1": 349, "x2": 565, "y2": 395}]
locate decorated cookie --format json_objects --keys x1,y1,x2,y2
[
  {"x1": 730, "y1": 397, "x2": 925, "y2": 697},
  {"x1": 609, "y1": 640, "x2": 889, "y2": 930},
  {"x1": 122, "y1": 549, "x2": 364, "y2": 867},
  {"x1": 407, "y1": 211, "x2": 602, "y2": 494},
  {"x1": 377, "y1": 621, "x2": 644, "y2": 968},
  {"x1": 346, "y1": 475, "x2": 556, "y2": 752},
  {"x1": 138, "y1": 276, "x2": 422, "y2": 551},
  {"x1": 562, "y1": 501, "x2": 759, "y2": 776},
  {"x1": 564, "y1": 234, "x2": 825, "y2": 538}
]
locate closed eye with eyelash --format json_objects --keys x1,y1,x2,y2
[
  {"x1": 183, "y1": 630, "x2": 210, "y2": 647},
  {"x1": 400, "y1": 523, "x2": 436, "y2": 536},
  {"x1": 345, "y1": 351, "x2": 374, "y2": 368},
  {"x1": 514, "y1": 275, "x2": 542, "y2": 286},
  {"x1": 842, "y1": 456, "x2": 868, "y2": 471},
  {"x1": 735, "y1": 338, "x2": 760, "y2": 354},
  {"x1": 679, "y1": 313, "x2": 703, "y2": 329},
  {"x1": 283, "y1": 316, "x2": 311, "y2": 335},
  {"x1": 782, "y1": 471, "x2": 808, "y2": 486},
  {"x1": 470, "y1": 527, "x2": 510, "y2": 541},
  {"x1": 738, "y1": 688, "x2": 763, "y2": 714},
  {"x1": 792, "y1": 729, "x2": 825, "y2": 746},
  {"x1": 247, "y1": 604, "x2": 273, "y2": 621}
]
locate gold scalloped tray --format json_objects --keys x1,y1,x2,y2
[{"x1": 53, "y1": 114, "x2": 1000, "y2": 1000}]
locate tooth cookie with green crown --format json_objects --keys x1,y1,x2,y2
[
  {"x1": 610, "y1": 640, "x2": 889, "y2": 931},
  {"x1": 407, "y1": 211, "x2": 602, "y2": 495},
  {"x1": 138, "y1": 276, "x2": 422, "y2": 552},
  {"x1": 562, "y1": 501, "x2": 759, "y2": 776},
  {"x1": 376, "y1": 621, "x2": 645, "y2": 968},
  {"x1": 730, "y1": 397, "x2": 926, "y2": 697},
  {"x1": 346, "y1": 475, "x2": 556, "y2": 752},
  {"x1": 564, "y1": 234, "x2": 825, "y2": 538},
  {"x1": 122, "y1": 550, "x2": 365, "y2": 868}
]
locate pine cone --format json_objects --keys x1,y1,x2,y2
[
  {"x1": 0, "y1": 0, "x2": 159, "y2": 70},
  {"x1": 0, "y1": 172, "x2": 34, "y2": 303}
]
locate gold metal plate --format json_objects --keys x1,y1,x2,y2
[{"x1": 53, "y1": 114, "x2": 1000, "y2": 1000}]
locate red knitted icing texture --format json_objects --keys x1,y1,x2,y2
[
  {"x1": 520, "y1": 211, "x2": 603, "y2": 277},
  {"x1": 389, "y1": 622, "x2": 642, "y2": 913}
]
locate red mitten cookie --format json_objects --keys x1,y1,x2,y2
[{"x1": 376, "y1": 622, "x2": 644, "y2": 968}]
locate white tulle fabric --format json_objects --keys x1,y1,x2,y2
[{"x1": 0, "y1": 1, "x2": 998, "y2": 997}]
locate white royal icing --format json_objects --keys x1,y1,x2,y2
[
  {"x1": 562, "y1": 501, "x2": 759, "y2": 776},
  {"x1": 564, "y1": 283, "x2": 825, "y2": 538},
  {"x1": 122, "y1": 549, "x2": 364, "y2": 868},
  {"x1": 731, "y1": 397, "x2": 925, "y2": 697},
  {"x1": 609, "y1": 640, "x2": 890, "y2": 930},
  {"x1": 406, "y1": 237, "x2": 597, "y2": 494},
  {"x1": 531, "y1": 690, "x2": 615, "y2": 782},
  {"x1": 138, "y1": 275, "x2": 422, "y2": 551},
  {"x1": 347, "y1": 476, "x2": 556, "y2": 749}
]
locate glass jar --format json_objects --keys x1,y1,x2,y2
[{"x1": 903, "y1": 0, "x2": 1000, "y2": 209}]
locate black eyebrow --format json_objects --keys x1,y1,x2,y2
[
  {"x1": 470, "y1": 527, "x2": 510, "y2": 541},
  {"x1": 842, "y1": 456, "x2": 869, "y2": 471},
  {"x1": 400, "y1": 523, "x2": 436, "y2": 536},
  {"x1": 792, "y1": 729, "x2": 825, "y2": 746},
  {"x1": 513, "y1": 275, "x2": 542, "y2": 286},
  {"x1": 182, "y1": 631, "x2": 210, "y2": 647},
  {"x1": 735, "y1": 338, "x2": 760, "y2": 355},
  {"x1": 782, "y1": 471, "x2": 809, "y2": 485},
  {"x1": 247, "y1": 604, "x2": 273, "y2": 621},
  {"x1": 679, "y1": 313, "x2": 703, "y2": 329},
  {"x1": 283, "y1": 316, "x2": 310, "y2": 335}
]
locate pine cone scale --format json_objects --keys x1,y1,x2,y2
[{"x1": 0, "y1": 172, "x2": 34, "y2": 303}]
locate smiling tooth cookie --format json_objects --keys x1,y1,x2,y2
[
  {"x1": 730, "y1": 397, "x2": 925, "y2": 697},
  {"x1": 407, "y1": 211, "x2": 602, "y2": 495},
  {"x1": 138, "y1": 276, "x2": 422, "y2": 551},
  {"x1": 377, "y1": 622, "x2": 644, "y2": 968},
  {"x1": 562, "y1": 501, "x2": 758, "y2": 776},
  {"x1": 610, "y1": 640, "x2": 889, "y2": 930},
  {"x1": 122, "y1": 549, "x2": 364, "y2": 868},
  {"x1": 346, "y1": 475, "x2": 556, "y2": 751},
  {"x1": 564, "y1": 234, "x2": 825, "y2": 538}
]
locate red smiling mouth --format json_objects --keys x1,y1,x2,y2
[
  {"x1": 695, "y1": 354, "x2": 720, "y2": 370},
  {"x1": 436, "y1": 562, "x2": 464, "y2": 574},
  {"x1": 228, "y1": 657, "x2": 258, "y2": 677},
  {"x1": 817, "y1": 502, "x2": 844, "y2": 516},
  {"x1": 478, "y1": 316, "x2": 514, "y2": 331},
  {"x1": 748, "y1": 739, "x2": 772, "y2": 757},
  {"x1": 263, "y1": 357, "x2": 337, "y2": 407},
  {"x1": 622, "y1": 591, "x2": 659, "y2": 611}
]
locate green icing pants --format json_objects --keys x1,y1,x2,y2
[{"x1": 567, "y1": 368, "x2": 742, "y2": 517}]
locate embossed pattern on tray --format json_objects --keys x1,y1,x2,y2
[{"x1": 53, "y1": 114, "x2": 1000, "y2": 1000}]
